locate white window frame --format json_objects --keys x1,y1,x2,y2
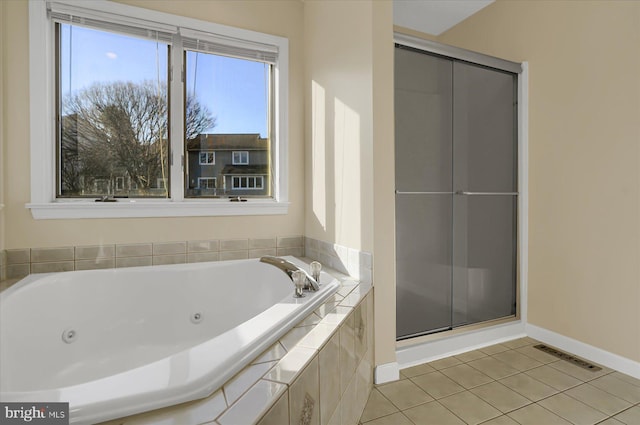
[
  {"x1": 232, "y1": 151, "x2": 249, "y2": 165},
  {"x1": 197, "y1": 177, "x2": 217, "y2": 189},
  {"x1": 231, "y1": 175, "x2": 264, "y2": 190},
  {"x1": 199, "y1": 151, "x2": 215, "y2": 165},
  {"x1": 27, "y1": 0, "x2": 289, "y2": 219}
]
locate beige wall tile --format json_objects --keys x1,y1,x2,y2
[
  {"x1": 187, "y1": 252, "x2": 219, "y2": 263},
  {"x1": 249, "y1": 248, "x2": 277, "y2": 258},
  {"x1": 75, "y1": 245, "x2": 115, "y2": 260},
  {"x1": 75, "y1": 258, "x2": 115, "y2": 271},
  {"x1": 257, "y1": 392, "x2": 289, "y2": 425},
  {"x1": 264, "y1": 346, "x2": 317, "y2": 385},
  {"x1": 219, "y1": 250, "x2": 248, "y2": 261},
  {"x1": 224, "y1": 361, "x2": 277, "y2": 406},
  {"x1": 153, "y1": 242, "x2": 186, "y2": 255},
  {"x1": 6, "y1": 264, "x2": 29, "y2": 279},
  {"x1": 31, "y1": 261, "x2": 74, "y2": 273},
  {"x1": 6, "y1": 249, "x2": 29, "y2": 264},
  {"x1": 116, "y1": 243, "x2": 152, "y2": 258},
  {"x1": 220, "y1": 239, "x2": 248, "y2": 251},
  {"x1": 354, "y1": 302, "x2": 367, "y2": 363},
  {"x1": 277, "y1": 236, "x2": 303, "y2": 248},
  {"x1": 340, "y1": 369, "x2": 358, "y2": 425},
  {"x1": 218, "y1": 380, "x2": 287, "y2": 425},
  {"x1": 339, "y1": 311, "x2": 356, "y2": 395},
  {"x1": 252, "y1": 342, "x2": 287, "y2": 365},
  {"x1": 31, "y1": 247, "x2": 74, "y2": 263},
  {"x1": 116, "y1": 256, "x2": 152, "y2": 268},
  {"x1": 250, "y1": 238, "x2": 277, "y2": 249},
  {"x1": 277, "y1": 247, "x2": 303, "y2": 257},
  {"x1": 187, "y1": 240, "x2": 219, "y2": 252},
  {"x1": 354, "y1": 353, "x2": 373, "y2": 421},
  {"x1": 152, "y1": 254, "x2": 186, "y2": 266},
  {"x1": 288, "y1": 355, "x2": 319, "y2": 425},
  {"x1": 0, "y1": 251, "x2": 4, "y2": 269},
  {"x1": 319, "y1": 331, "x2": 340, "y2": 425}
]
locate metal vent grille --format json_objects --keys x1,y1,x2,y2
[{"x1": 534, "y1": 344, "x2": 602, "y2": 371}]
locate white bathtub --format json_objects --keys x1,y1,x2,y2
[{"x1": 0, "y1": 256, "x2": 339, "y2": 424}]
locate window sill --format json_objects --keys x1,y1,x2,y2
[{"x1": 26, "y1": 200, "x2": 289, "y2": 219}]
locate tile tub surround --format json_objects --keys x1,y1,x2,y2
[
  {"x1": 98, "y1": 271, "x2": 374, "y2": 425},
  {"x1": 305, "y1": 237, "x2": 372, "y2": 284},
  {"x1": 0, "y1": 236, "x2": 304, "y2": 281}
]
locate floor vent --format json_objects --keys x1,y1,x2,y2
[{"x1": 533, "y1": 344, "x2": 602, "y2": 371}]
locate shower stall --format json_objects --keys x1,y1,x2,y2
[{"x1": 395, "y1": 41, "x2": 520, "y2": 340}]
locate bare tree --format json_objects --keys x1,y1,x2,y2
[{"x1": 60, "y1": 80, "x2": 215, "y2": 196}]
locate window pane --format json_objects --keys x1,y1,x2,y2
[
  {"x1": 184, "y1": 51, "x2": 271, "y2": 198},
  {"x1": 57, "y1": 24, "x2": 170, "y2": 198}
]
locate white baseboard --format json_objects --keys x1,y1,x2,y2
[
  {"x1": 374, "y1": 362, "x2": 400, "y2": 384},
  {"x1": 526, "y1": 324, "x2": 640, "y2": 379},
  {"x1": 396, "y1": 320, "x2": 526, "y2": 369}
]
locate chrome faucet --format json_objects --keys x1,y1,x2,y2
[{"x1": 260, "y1": 256, "x2": 320, "y2": 291}]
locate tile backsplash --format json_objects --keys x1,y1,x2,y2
[
  {"x1": 1, "y1": 235, "x2": 373, "y2": 286},
  {"x1": 1, "y1": 236, "x2": 304, "y2": 281},
  {"x1": 304, "y1": 237, "x2": 372, "y2": 284}
]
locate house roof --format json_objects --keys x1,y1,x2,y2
[
  {"x1": 221, "y1": 164, "x2": 269, "y2": 175},
  {"x1": 187, "y1": 134, "x2": 269, "y2": 151}
]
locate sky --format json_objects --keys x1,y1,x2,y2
[{"x1": 59, "y1": 24, "x2": 269, "y2": 137}]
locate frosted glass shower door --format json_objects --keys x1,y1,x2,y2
[
  {"x1": 451, "y1": 61, "x2": 517, "y2": 327},
  {"x1": 395, "y1": 45, "x2": 518, "y2": 340},
  {"x1": 395, "y1": 48, "x2": 453, "y2": 339}
]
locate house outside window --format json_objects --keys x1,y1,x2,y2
[
  {"x1": 199, "y1": 151, "x2": 215, "y2": 165},
  {"x1": 198, "y1": 177, "x2": 216, "y2": 189},
  {"x1": 28, "y1": 0, "x2": 289, "y2": 218},
  {"x1": 232, "y1": 176, "x2": 264, "y2": 190},
  {"x1": 232, "y1": 151, "x2": 249, "y2": 165}
]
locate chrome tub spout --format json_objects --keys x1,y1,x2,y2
[{"x1": 259, "y1": 256, "x2": 320, "y2": 291}]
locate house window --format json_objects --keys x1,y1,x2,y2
[
  {"x1": 199, "y1": 151, "x2": 215, "y2": 165},
  {"x1": 28, "y1": 0, "x2": 289, "y2": 218},
  {"x1": 198, "y1": 177, "x2": 217, "y2": 189},
  {"x1": 115, "y1": 177, "x2": 125, "y2": 191},
  {"x1": 232, "y1": 151, "x2": 249, "y2": 165},
  {"x1": 232, "y1": 176, "x2": 263, "y2": 190}
]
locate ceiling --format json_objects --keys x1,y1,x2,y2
[{"x1": 393, "y1": 0, "x2": 494, "y2": 36}]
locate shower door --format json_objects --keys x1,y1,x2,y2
[{"x1": 395, "y1": 45, "x2": 517, "y2": 340}]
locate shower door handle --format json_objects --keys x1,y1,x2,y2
[
  {"x1": 455, "y1": 191, "x2": 519, "y2": 196},
  {"x1": 395, "y1": 191, "x2": 454, "y2": 195}
]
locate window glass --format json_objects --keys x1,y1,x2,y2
[
  {"x1": 57, "y1": 24, "x2": 170, "y2": 198},
  {"x1": 185, "y1": 51, "x2": 271, "y2": 198}
]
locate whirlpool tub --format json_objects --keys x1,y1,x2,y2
[{"x1": 0, "y1": 256, "x2": 339, "y2": 424}]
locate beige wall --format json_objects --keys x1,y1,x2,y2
[
  {"x1": 303, "y1": 0, "x2": 374, "y2": 253},
  {"x1": 0, "y1": 1, "x2": 6, "y2": 252},
  {"x1": 2, "y1": 0, "x2": 305, "y2": 249},
  {"x1": 303, "y1": 0, "x2": 395, "y2": 366},
  {"x1": 437, "y1": 0, "x2": 640, "y2": 362},
  {"x1": 372, "y1": 1, "x2": 396, "y2": 366}
]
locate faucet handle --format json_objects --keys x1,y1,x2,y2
[
  {"x1": 310, "y1": 261, "x2": 322, "y2": 283},
  {"x1": 292, "y1": 270, "x2": 306, "y2": 298}
]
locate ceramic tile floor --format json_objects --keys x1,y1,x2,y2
[{"x1": 359, "y1": 338, "x2": 640, "y2": 425}]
